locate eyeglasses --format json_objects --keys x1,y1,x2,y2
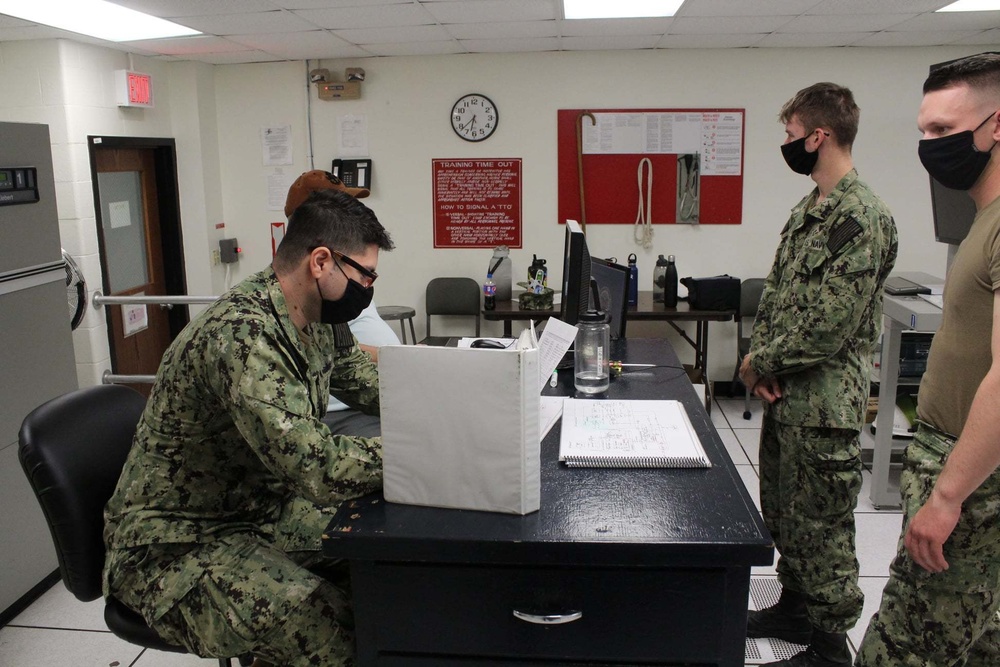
[{"x1": 329, "y1": 248, "x2": 378, "y2": 288}]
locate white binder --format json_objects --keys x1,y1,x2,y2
[{"x1": 378, "y1": 344, "x2": 541, "y2": 515}]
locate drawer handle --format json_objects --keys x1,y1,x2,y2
[{"x1": 512, "y1": 609, "x2": 583, "y2": 625}]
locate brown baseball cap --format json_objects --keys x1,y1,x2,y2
[{"x1": 284, "y1": 170, "x2": 370, "y2": 217}]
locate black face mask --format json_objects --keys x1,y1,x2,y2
[
  {"x1": 317, "y1": 273, "x2": 374, "y2": 325},
  {"x1": 781, "y1": 135, "x2": 819, "y2": 175},
  {"x1": 918, "y1": 111, "x2": 998, "y2": 191}
]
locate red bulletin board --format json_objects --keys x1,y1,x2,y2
[
  {"x1": 433, "y1": 158, "x2": 522, "y2": 248},
  {"x1": 557, "y1": 109, "x2": 744, "y2": 225}
]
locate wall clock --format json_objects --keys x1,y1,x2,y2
[{"x1": 451, "y1": 93, "x2": 498, "y2": 142}]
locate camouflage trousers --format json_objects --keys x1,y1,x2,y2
[
  {"x1": 108, "y1": 533, "x2": 356, "y2": 667},
  {"x1": 855, "y1": 422, "x2": 1000, "y2": 667},
  {"x1": 759, "y1": 417, "x2": 864, "y2": 632}
]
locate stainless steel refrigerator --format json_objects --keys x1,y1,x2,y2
[{"x1": 0, "y1": 122, "x2": 79, "y2": 619}]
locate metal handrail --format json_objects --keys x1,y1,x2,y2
[
  {"x1": 103, "y1": 371, "x2": 156, "y2": 385},
  {"x1": 93, "y1": 290, "x2": 219, "y2": 307},
  {"x1": 95, "y1": 291, "x2": 221, "y2": 385}
]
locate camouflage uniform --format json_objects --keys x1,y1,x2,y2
[
  {"x1": 855, "y1": 423, "x2": 1000, "y2": 666},
  {"x1": 103, "y1": 267, "x2": 382, "y2": 666},
  {"x1": 750, "y1": 169, "x2": 897, "y2": 633}
]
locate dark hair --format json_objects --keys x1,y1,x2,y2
[
  {"x1": 779, "y1": 82, "x2": 860, "y2": 149},
  {"x1": 924, "y1": 53, "x2": 1000, "y2": 98},
  {"x1": 274, "y1": 189, "x2": 393, "y2": 272}
]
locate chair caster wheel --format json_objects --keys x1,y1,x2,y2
[{"x1": 743, "y1": 410, "x2": 751, "y2": 420}]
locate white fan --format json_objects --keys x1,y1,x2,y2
[{"x1": 62, "y1": 249, "x2": 87, "y2": 331}]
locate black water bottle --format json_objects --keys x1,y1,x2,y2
[
  {"x1": 627, "y1": 253, "x2": 638, "y2": 306},
  {"x1": 664, "y1": 255, "x2": 678, "y2": 308}
]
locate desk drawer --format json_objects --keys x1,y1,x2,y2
[{"x1": 354, "y1": 562, "x2": 737, "y2": 664}]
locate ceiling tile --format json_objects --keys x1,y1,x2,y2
[
  {"x1": 805, "y1": 0, "x2": 950, "y2": 14},
  {"x1": 293, "y1": 4, "x2": 436, "y2": 29},
  {"x1": 889, "y1": 10, "x2": 1000, "y2": 31},
  {"x1": 425, "y1": 0, "x2": 559, "y2": 24},
  {"x1": 459, "y1": 36, "x2": 560, "y2": 53},
  {"x1": 362, "y1": 39, "x2": 465, "y2": 56},
  {"x1": 0, "y1": 25, "x2": 90, "y2": 40},
  {"x1": 173, "y1": 10, "x2": 318, "y2": 35},
  {"x1": 121, "y1": 35, "x2": 254, "y2": 54},
  {"x1": 105, "y1": 0, "x2": 281, "y2": 17},
  {"x1": 776, "y1": 13, "x2": 916, "y2": 33},
  {"x1": 229, "y1": 30, "x2": 370, "y2": 57},
  {"x1": 559, "y1": 34, "x2": 660, "y2": 50},
  {"x1": 185, "y1": 50, "x2": 281, "y2": 64},
  {"x1": 677, "y1": 0, "x2": 820, "y2": 18},
  {"x1": 756, "y1": 31, "x2": 872, "y2": 47},
  {"x1": 853, "y1": 29, "x2": 983, "y2": 47},
  {"x1": 657, "y1": 32, "x2": 766, "y2": 48},
  {"x1": 445, "y1": 21, "x2": 558, "y2": 40},
  {"x1": 951, "y1": 28, "x2": 1000, "y2": 45},
  {"x1": 559, "y1": 17, "x2": 673, "y2": 36},
  {"x1": 333, "y1": 24, "x2": 452, "y2": 43},
  {"x1": 669, "y1": 15, "x2": 794, "y2": 34}
]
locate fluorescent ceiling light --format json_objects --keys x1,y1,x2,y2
[
  {"x1": 0, "y1": 0, "x2": 201, "y2": 42},
  {"x1": 564, "y1": 0, "x2": 685, "y2": 20},
  {"x1": 937, "y1": 0, "x2": 1000, "y2": 11}
]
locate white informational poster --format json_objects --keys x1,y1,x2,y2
[
  {"x1": 338, "y1": 114, "x2": 369, "y2": 157},
  {"x1": 261, "y1": 125, "x2": 293, "y2": 166},
  {"x1": 582, "y1": 111, "x2": 743, "y2": 176},
  {"x1": 266, "y1": 168, "x2": 296, "y2": 212}
]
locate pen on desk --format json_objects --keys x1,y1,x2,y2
[
  {"x1": 617, "y1": 363, "x2": 655, "y2": 367},
  {"x1": 550, "y1": 370, "x2": 558, "y2": 387}
]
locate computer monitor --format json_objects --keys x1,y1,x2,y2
[
  {"x1": 560, "y1": 219, "x2": 592, "y2": 327},
  {"x1": 929, "y1": 175, "x2": 976, "y2": 245},
  {"x1": 591, "y1": 258, "x2": 629, "y2": 340}
]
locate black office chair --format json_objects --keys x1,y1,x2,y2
[
  {"x1": 735, "y1": 278, "x2": 766, "y2": 419},
  {"x1": 419, "y1": 276, "x2": 481, "y2": 346},
  {"x1": 17, "y1": 384, "x2": 247, "y2": 667}
]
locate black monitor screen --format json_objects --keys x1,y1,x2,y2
[
  {"x1": 591, "y1": 258, "x2": 628, "y2": 339},
  {"x1": 929, "y1": 175, "x2": 977, "y2": 245},
  {"x1": 560, "y1": 219, "x2": 591, "y2": 327}
]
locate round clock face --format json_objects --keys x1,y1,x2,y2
[{"x1": 451, "y1": 94, "x2": 498, "y2": 142}]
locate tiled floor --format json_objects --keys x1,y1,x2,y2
[{"x1": 0, "y1": 398, "x2": 905, "y2": 667}]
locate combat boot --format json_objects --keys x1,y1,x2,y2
[
  {"x1": 763, "y1": 630, "x2": 851, "y2": 667},
  {"x1": 746, "y1": 587, "x2": 813, "y2": 645}
]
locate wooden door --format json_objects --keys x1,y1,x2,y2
[{"x1": 95, "y1": 147, "x2": 172, "y2": 396}]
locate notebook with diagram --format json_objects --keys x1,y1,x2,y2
[{"x1": 558, "y1": 399, "x2": 711, "y2": 468}]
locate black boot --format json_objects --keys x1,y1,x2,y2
[
  {"x1": 747, "y1": 587, "x2": 813, "y2": 645},
  {"x1": 764, "y1": 629, "x2": 851, "y2": 666}
]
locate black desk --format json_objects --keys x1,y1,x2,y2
[
  {"x1": 323, "y1": 338, "x2": 772, "y2": 666},
  {"x1": 484, "y1": 290, "x2": 735, "y2": 385}
]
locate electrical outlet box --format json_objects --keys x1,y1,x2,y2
[{"x1": 220, "y1": 238, "x2": 241, "y2": 263}]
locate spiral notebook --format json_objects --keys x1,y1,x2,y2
[{"x1": 558, "y1": 399, "x2": 711, "y2": 468}]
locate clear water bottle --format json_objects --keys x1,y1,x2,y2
[
  {"x1": 627, "y1": 253, "x2": 638, "y2": 306},
  {"x1": 483, "y1": 273, "x2": 496, "y2": 311},
  {"x1": 653, "y1": 254, "x2": 668, "y2": 302},
  {"x1": 574, "y1": 309, "x2": 610, "y2": 395},
  {"x1": 664, "y1": 255, "x2": 678, "y2": 308}
]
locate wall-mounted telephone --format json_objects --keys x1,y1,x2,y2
[{"x1": 332, "y1": 158, "x2": 372, "y2": 190}]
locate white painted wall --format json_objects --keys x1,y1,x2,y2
[
  {"x1": 212, "y1": 45, "x2": 993, "y2": 383},
  {"x1": 3, "y1": 41, "x2": 998, "y2": 386}
]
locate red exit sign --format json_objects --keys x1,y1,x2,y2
[{"x1": 114, "y1": 70, "x2": 154, "y2": 108}]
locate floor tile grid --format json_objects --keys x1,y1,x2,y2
[{"x1": 0, "y1": 398, "x2": 904, "y2": 667}]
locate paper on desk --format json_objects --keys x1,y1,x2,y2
[
  {"x1": 918, "y1": 293, "x2": 943, "y2": 309},
  {"x1": 540, "y1": 396, "x2": 565, "y2": 439},
  {"x1": 533, "y1": 317, "x2": 578, "y2": 394}
]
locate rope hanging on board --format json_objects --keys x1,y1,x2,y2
[
  {"x1": 576, "y1": 110, "x2": 596, "y2": 234},
  {"x1": 634, "y1": 157, "x2": 654, "y2": 249}
]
